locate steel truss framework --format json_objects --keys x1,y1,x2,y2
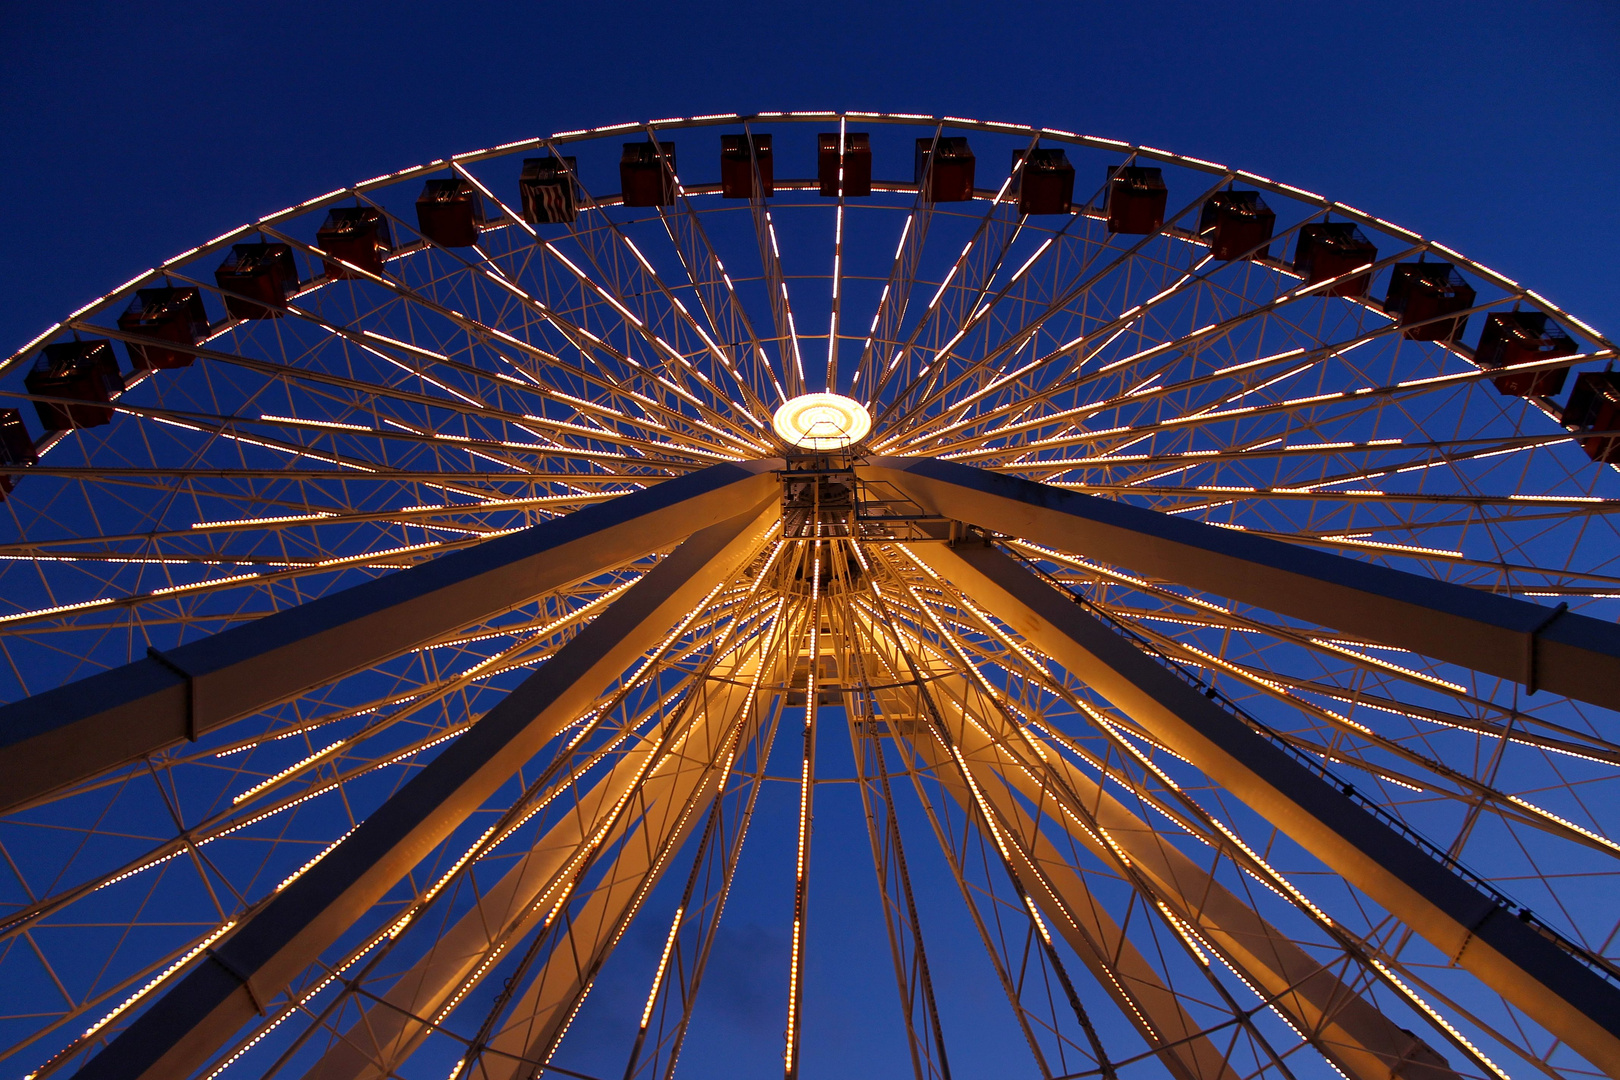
[{"x1": 0, "y1": 112, "x2": 1618, "y2": 1080}]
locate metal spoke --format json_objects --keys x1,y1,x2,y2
[{"x1": 2, "y1": 112, "x2": 1617, "y2": 1080}]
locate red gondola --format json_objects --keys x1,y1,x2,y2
[
  {"x1": 520, "y1": 157, "x2": 580, "y2": 224},
  {"x1": 316, "y1": 206, "x2": 392, "y2": 278},
  {"x1": 1105, "y1": 165, "x2": 1167, "y2": 234},
  {"x1": 620, "y1": 141, "x2": 677, "y2": 207},
  {"x1": 25, "y1": 340, "x2": 121, "y2": 431},
  {"x1": 117, "y1": 286, "x2": 207, "y2": 370},
  {"x1": 915, "y1": 137, "x2": 974, "y2": 202},
  {"x1": 0, "y1": 407, "x2": 35, "y2": 500},
  {"x1": 214, "y1": 242, "x2": 296, "y2": 319},
  {"x1": 818, "y1": 132, "x2": 871, "y2": 196},
  {"x1": 1563, "y1": 370, "x2": 1620, "y2": 463},
  {"x1": 1477, "y1": 312, "x2": 1576, "y2": 397},
  {"x1": 416, "y1": 178, "x2": 484, "y2": 246},
  {"x1": 721, "y1": 135, "x2": 773, "y2": 199},
  {"x1": 1384, "y1": 263, "x2": 1475, "y2": 341},
  {"x1": 1199, "y1": 190, "x2": 1275, "y2": 261},
  {"x1": 1013, "y1": 148, "x2": 1074, "y2": 216},
  {"x1": 1293, "y1": 222, "x2": 1378, "y2": 296}
]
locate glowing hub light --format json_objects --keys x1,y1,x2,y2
[{"x1": 771, "y1": 393, "x2": 871, "y2": 451}]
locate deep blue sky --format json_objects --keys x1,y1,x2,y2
[
  {"x1": 1, "y1": 4, "x2": 1618, "y2": 1075},
  {"x1": 1, "y1": 0, "x2": 1616, "y2": 359}
]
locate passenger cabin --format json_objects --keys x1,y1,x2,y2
[
  {"x1": 1013, "y1": 148, "x2": 1075, "y2": 215},
  {"x1": 215, "y1": 242, "x2": 296, "y2": 319},
  {"x1": 316, "y1": 206, "x2": 392, "y2": 278},
  {"x1": 915, "y1": 137, "x2": 975, "y2": 202},
  {"x1": 1384, "y1": 263, "x2": 1476, "y2": 341},
  {"x1": 519, "y1": 157, "x2": 580, "y2": 224},
  {"x1": 1293, "y1": 223, "x2": 1377, "y2": 295},
  {"x1": 415, "y1": 178, "x2": 483, "y2": 246},
  {"x1": 1200, "y1": 190, "x2": 1275, "y2": 261},
  {"x1": 720, "y1": 135, "x2": 773, "y2": 199},
  {"x1": 25, "y1": 340, "x2": 121, "y2": 431},
  {"x1": 0, "y1": 408, "x2": 35, "y2": 500},
  {"x1": 620, "y1": 141, "x2": 676, "y2": 207},
  {"x1": 1476, "y1": 311, "x2": 1577, "y2": 397},
  {"x1": 118, "y1": 286, "x2": 206, "y2": 370},
  {"x1": 1105, "y1": 165, "x2": 1167, "y2": 234},
  {"x1": 1562, "y1": 371, "x2": 1620, "y2": 463},
  {"x1": 818, "y1": 132, "x2": 871, "y2": 196}
]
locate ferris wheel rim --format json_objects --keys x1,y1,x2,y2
[
  {"x1": 6, "y1": 109, "x2": 1612, "y2": 380},
  {"x1": 2, "y1": 108, "x2": 1619, "y2": 1080}
]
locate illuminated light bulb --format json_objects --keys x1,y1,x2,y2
[{"x1": 771, "y1": 393, "x2": 871, "y2": 451}]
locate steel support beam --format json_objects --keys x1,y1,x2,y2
[
  {"x1": 862, "y1": 573, "x2": 1454, "y2": 1077},
  {"x1": 898, "y1": 713, "x2": 1238, "y2": 1080},
  {"x1": 860, "y1": 456, "x2": 1620, "y2": 711},
  {"x1": 854, "y1": 612, "x2": 1237, "y2": 1080},
  {"x1": 0, "y1": 459, "x2": 781, "y2": 812},
  {"x1": 72, "y1": 500, "x2": 779, "y2": 1080},
  {"x1": 474, "y1": 660, "x2": 766, "y2": 1080},
  {"x1": 913, "y1": 539, "x2": 1620, "y2": 1075},
  {"x1": 301, "y1": 647, "x2": 763, "y2": 1080},
  {"x1": 912, "y1": 656, "x2": 1459, "y2": 1080}
]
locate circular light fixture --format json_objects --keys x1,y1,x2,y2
[{"x1": 771, "y1": 392, "x2": 872, "y2": 451}]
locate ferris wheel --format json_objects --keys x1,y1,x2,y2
[{"x1": 2, "y1": 110, "x2": 1620, "y2": 1080}]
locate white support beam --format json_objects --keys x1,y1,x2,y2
[
  {"x1": 899, "y1": 709, "x2": 1243, "y2": 1080},
  {"x1": 300, "y1": 646, "x2": 764, "y2": 1080},
  {"x1": 0, "y1": 459, "x2": 781, "y2": 811},
  {"x1": 473, "y1": 660, "x2": 768, "y2": 1079},
  {"x1": 860, "y1": 456, "x2": 1620, "y2": 711},
  {"x1": 912, "y1": 539, "x2": 1620, "y2": 1076},
  {"x1": 915, "y1": 659, "x2": 1460, "y2": 1080},
  {"x1": 855, "y1": 611, "x2": 1238, "y2": 1080},
  {"x1": 70, "y1": 501, "x2": 780, "y2": 1080}
]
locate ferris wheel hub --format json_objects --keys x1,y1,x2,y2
[{"x1": 771, "y1": 392, "x2": 872, "y2": 450}]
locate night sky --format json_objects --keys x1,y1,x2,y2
[
  {"x1": 2, "y1": 2, "x2": 1616, "y2": 361},
  {"x1": 2, "y1": 3, "x2": 1618, "y2": 1077}
]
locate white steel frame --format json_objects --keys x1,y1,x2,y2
[{"x1": 1, "y1": 112, "x2": 1618, "y2": 1080}]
